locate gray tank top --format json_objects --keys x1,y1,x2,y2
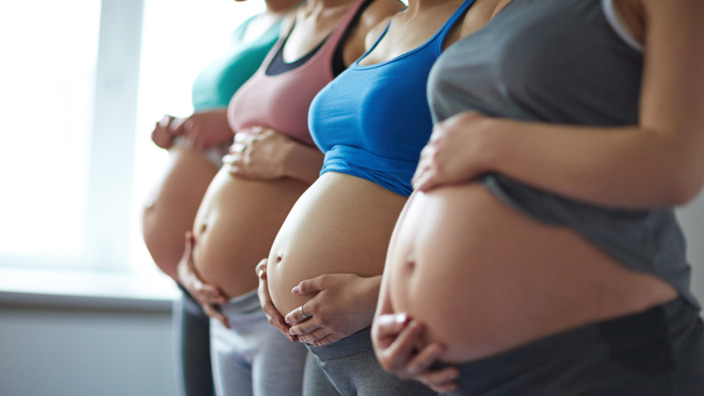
[{"x1": 427, "y1": 0, "x2": 700, "y2": 308}]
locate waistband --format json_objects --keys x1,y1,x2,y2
[
  {"x1": 218, "y1": 289, "x2": 261, "y2": 316},
  {"x1": 306, "y1": 327, "x2": 373, "y2": 361},
  {"x1": 448, "y1": 297, "x2": 702, "y2": 390}
]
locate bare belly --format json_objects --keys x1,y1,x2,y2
[
  {"x1": 267, "y1": 172, "x2": 407, "y2": 316},
  {"x1": 388, "y1": 182, "x2": 677, "y2": 363},
  {"x1": 192, "y1": 167, "x2": 309, "y2": 298},
  {"x1": 142, "y1": 146, "x2": 218, "y2": 281}
]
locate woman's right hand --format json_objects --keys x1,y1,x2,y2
[
  {"x1": 177, "y1": 231, "x2": 231, "y2": 328},
  {"x1": 151, "y1": 114, "x2": 187, "y2": 149},
  {"x1": 372, "y1": 313, "x2": 459, "y2": 393},
  {"x1": 255, "y1": 259, "x2": 297, "y2": 341},
  {"x1": 151, "y1": 114, "x2": 177, "y2": 149}
]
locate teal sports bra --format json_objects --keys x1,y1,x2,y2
[{"x1": 191, "y1": 15, "x2": 282, "y2": 112}]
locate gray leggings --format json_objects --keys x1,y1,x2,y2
[
  {"x1": 210, "y1": 290, "x2": 308, "y2": 396},
  {"x1": 442, "y1": 297, "x2": 704, "y2": 396},
  {"x1": 306, "y1": 328, "x2": 436, "y2": 396}
]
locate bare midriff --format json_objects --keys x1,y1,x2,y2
[
  {"x1": 192, "y1": 167, "x2": 309, "y2": 299},
  {"x1": 266, "y1": 172, "x2": 408, "y2": 316},
  {"x1": 142, "y1": 146, "x2": 218, "y2": 281},
  {"x1": 387, "y1": 182, "x2": 678, "y2": 364}
]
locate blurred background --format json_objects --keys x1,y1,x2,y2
[
  {"x1": 0, "y1": 0, "x2": 702, "y2": 395},
  {"x1": 0, "y1": 0, "x2": 262, "y2": 395}
]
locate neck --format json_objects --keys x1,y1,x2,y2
[
  {"x1": 302, "y1": 0, "x2": 352, "y2": 14},
  {"x1": 264, "y1": 0, "x2": 304, "y2": 15}
]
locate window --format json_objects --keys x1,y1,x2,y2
[{"x1": 0, "y1": 0, "x2": 262, "y2": 275}]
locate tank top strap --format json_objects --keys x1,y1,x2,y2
[
  {"x1": 256, "y1": 16, "x2": 297, "y2": 74},
  {"x1": 318, "y1": 0, "x2": 372, "y2": 55},
  {"x1": 432, "y1": 0, "x2": 476, "y2": 49}
]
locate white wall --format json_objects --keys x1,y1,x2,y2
[
  {"x1": 0, "y1": 301, "x2": 177, "y2": 396},
  {"x1": 677, "y1": 193, "x2": 704, "y2": 305}
]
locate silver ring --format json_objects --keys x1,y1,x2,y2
[{"x1": 298, "y1": 305, "x2": 310, "y2": 319}]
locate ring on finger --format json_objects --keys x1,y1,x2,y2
[{"x1": 298, "y1": 305, "x2": 310, "y2": 319}]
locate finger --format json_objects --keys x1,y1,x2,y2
[
  {"x1": 404, "y1": 342, "x2": 447, "y2": 378},
  {"x1": 230, "y1": 142, "x2": 247, "y2": 154},
  {"x1": 222, "y1": 153, "x2": 235, "y2": 166},
  {"x1": 285, "y1": 304, "x2": 314, "y2": 325},
  {"x1": 413, "y1": 169, "x2": 437, "y2": 192},
  {"x1": 198, "y1": 284, "x2": 229, "y2": 304},
  {"x1": 411, "y1": 153, "x2": 431, "y2": 183},
  {"x1": 159, "y1": 114, "x2": 172, "y2": 128},
  {"x1": 267, "y1": 313, "x2": 296, "y2": 341},
  {"x1": 224, "y1": 153, "x2": 242, "y2": 167},
  {"x1": 227, "y1": 165, "x2": 241, "y2": 175},
  {"x1": 255, "y1": 259, "x2": 268, "y2": 278},
  {"x1": 296, "y1": 326, "x2": 331, "y2": 344},
  {"x1": 291, "y1": 276, "x2": 325, "y2": 296},
  {"x1": 374, "y1": 313, "x2": 411, "y2": 339},
  {"x1": 383, "y1": 320, "x2": 426, "y2": 373},
  {"x1": 416, "y1": 366, "x2": 460, "y2": 393}
]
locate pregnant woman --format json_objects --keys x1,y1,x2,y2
[
  {"x1": 256, "y1": 0, "x2": 502, "y2": 394},
  {"x1": 177, "y1": 0, "x2": 403, "y2": 394},
  {"x1": 141, "y1": 2, "x2": 298, "y2": 394},
  {"x1": 372, "y1": 0, "x2": 704, "y2": 394}
]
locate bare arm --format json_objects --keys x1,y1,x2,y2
[
  {"x1": 414, "y1": 0, "x2": 704, "y2": 209},
  {"x1": 181, "y1": 108, "x2": 234, "y2": 149}
]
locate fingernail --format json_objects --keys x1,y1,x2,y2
[
  {"x1": 396, "y1": 313, "x2": 408, "y2": 324},
  {"x1": 291, "y1": 286, "x2": 299, "y2": 294}
]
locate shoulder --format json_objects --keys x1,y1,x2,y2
[
  {"x1": 359, "y1": 0, "x2": 404, "y2": 31},
  {"x1": 457, "y1": 0, "x2": 504, "y2": 39}
]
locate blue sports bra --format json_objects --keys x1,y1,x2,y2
[{"x1": 309, "y1": 0, "x2": 475, "y2": 197}]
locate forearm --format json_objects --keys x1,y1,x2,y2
[
  {"x1": 485, "y1": 118, "x2": 704, "y2": 208},
  {"x1": 282, "y1": 142, "x2": 324, "y2": 185}
]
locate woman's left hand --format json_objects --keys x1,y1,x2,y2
[
  {"x1": 372, "y1": 313, "x2": 459, "y2": 393},
  {"x1": 284, "y1": 274, "x2": 381, "y2": 346},
  {"x1": 412, "y1": 111, "x2": 494, "y2": 192},
  {"x1": 224, "y1": 127, "x2": 295, "y2": 180}
]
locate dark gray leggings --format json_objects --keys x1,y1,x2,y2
[
  {"x1": 443, "y1": 297, "x2": 704, "y2": 396},
  {"x1": 173, "y1": 287, "x2": 215, "y2": 396},
  {"x1": 306, "y1": 328, "x2": 437, "y2": 396}
]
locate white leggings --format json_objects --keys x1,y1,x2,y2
[{"x1": 210, "y1": 290, "x2": 308, "y2": 396}]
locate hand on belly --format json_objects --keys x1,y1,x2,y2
[
  {"x1": 282, "y1": 273, "x2": 382, "y2": 346},
  {"x1": 372, "y1": 313, "x2": 460, "y2": 393}
]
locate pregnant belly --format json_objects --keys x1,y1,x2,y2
[
  {"x1": 387, "y1": 183, "x2": 677, "y2": 363},
  {"x1": 192, "y1": 168, "x2": 308, "y2": 298},
  {"x1": 266, "y1": 172, "x2": 407, "y2": 316}
]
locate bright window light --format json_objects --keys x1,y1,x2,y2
[
  {"x1": 129, "y1": 0, "x2": 264, "y2": 274},
  {"x1": 0, "y1": 0, "x2": 100, "y2": 261}
]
